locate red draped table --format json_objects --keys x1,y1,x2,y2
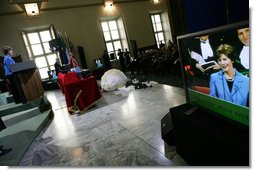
[{"x1": 58, "y1": 72, "x2": 102, "y2": 114}]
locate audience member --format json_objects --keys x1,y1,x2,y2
[
  {"x1": 124, "y1": 48, "x2": 131, "y2": 69},
  {"x1": 117, "y1": 49, "x2": 126, "y2": 72},
  {"x1": 54, "y1": 58, "x2": 62, "y2": 76},
  {"x1": 159, "y1": 41, "x2": 166, "y2": 49},
  {"x1": 102, "y1": 50, "x2": 111, "y2": 71}
]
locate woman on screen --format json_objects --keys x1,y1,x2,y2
[{"x1": 209, "y1": 44, "x2": 249, "y2": 107}]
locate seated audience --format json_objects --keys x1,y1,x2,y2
[{"x1": 102, "y1": 50, "x2": 111, "y2": 71}]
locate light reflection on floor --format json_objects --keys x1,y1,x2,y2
[{"x1": 19, "y1": 83, "x2": 187, "y2": 166}]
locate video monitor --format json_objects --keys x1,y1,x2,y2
[
  {"x1": 61, "y1": 64, "x2": 71, "y2": 73},
  {"x1": 94, "y1": 58, "x2": 103, "y2": 68},
  {"x1": 47, "y1": 70, "x2": 55, "y2": 78},
  {"x1": 177, "y1": 21, "x2": 249, "y2": 126}
]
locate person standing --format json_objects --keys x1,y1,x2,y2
[
  {"x1": 3, "y1": 46, "x2": 15, "y2": 79},
  {"x1": 117, "y1": 49, "x2": 126, "y2": 72},
  {"x1": 124, "y1": 48, "x2": 131, "y2": 70},
  {"x1": 2, "y1": 46, "x2": 20, "y2": 103},
  {"x1": 102, "y1": 50, "x2": 111, "y2": 71}
]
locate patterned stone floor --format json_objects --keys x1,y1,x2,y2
[{"x1": 18, "y1": 80, "x2": 188, "y2": 166}]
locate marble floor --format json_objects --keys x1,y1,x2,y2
[{"x1": 18, "y1": 81, "x2": 188, "y2": 166}]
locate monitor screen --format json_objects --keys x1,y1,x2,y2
[
  {"x1": 47, "y1": 70, "x2": 55, "y2": 77},
  {"x1": 61, "y1": 64, "x2": 71, "y2": 73},
  {"x1": 177, "y1": 21, "x2": 249, "y2": 126},
  {"x1": 94, "y1": 58, "x2": 103, "y2": 68}
]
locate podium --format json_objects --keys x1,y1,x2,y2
[{"x1": 10, "y1": 60, "x2": 44, "y2": 103}]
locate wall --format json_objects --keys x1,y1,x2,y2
[
  {"x1": 182, "y1": 0, "x2": 228, "y2": 33},
  {"x1": 168, "y1": 0, "x2": 249, "y2": 38},
  {"x1": 0, "y1": 0, "x2": 171, "y2": 70}
]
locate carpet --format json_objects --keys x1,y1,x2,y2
[
  {"x1": 0, "y1": 96, "x2": 51, "y2": 118},
  {"x1": 0, "y1": 96, "x2": 54, "y2": 166}
]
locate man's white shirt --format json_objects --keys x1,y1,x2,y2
[
  {"x1": 239, "y1": 46, "x2": 249, "y2": 69},
  {"x1": 200, "y1": 39, "x2": 214, "y2": 60}
]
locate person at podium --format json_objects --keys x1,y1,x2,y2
[{"x1": 2, "y1": 46, "x2": 20, "y2": 103}]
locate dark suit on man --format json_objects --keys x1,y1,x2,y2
[
  {"x1": 188, "y1": 37, "x2": 219, "y2": 62},
  {"x1": 187, "y1": 36, "x2": 220, "y2": 77},
  {"x1": 233, "y1": 43, "x2": 249, "y2": 74}
]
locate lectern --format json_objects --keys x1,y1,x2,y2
[{"x1": 10, "y1": 60, "x2": 44, "y2": 103}]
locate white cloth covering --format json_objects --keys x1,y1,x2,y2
[{"x1": 101, "y1": 69, "x2": 128, "y2": 91}]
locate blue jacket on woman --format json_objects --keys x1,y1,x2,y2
[
  {"x1": 3, "y1": 54, "x2": 15, "y2": 76},
  {"x1": 209, "y1": 69, "x2": 249, "y2": 107}
]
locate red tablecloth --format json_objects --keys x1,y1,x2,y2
[{"x1": 58, "y1": 72, "x2": 102, "y2": 114}]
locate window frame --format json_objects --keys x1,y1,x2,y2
[
  {"x1": 150, "y1": 13, "x2": 166, "y2": 48},
  {"x1": 100, "y1": 17, "x2": 129, "y2": 60},
  {"x1": 21, "y1": 25, "x2": 60, "y2": 80}
]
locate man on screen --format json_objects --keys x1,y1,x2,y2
[
  {"x1": 235, "y1": 27, "x2": 249, "y2": 71},
  {"x1": 188, "y1": 35, "x2": 220, "y2": 74},
  {"x1": 209, "y1": 44, "x2": 249, "y2": 107}
]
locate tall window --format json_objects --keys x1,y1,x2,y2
[
  {"x1": 101, "y1": 17, "x2": 128, "y2": 60},
  {"x1": 151, "y1": 13, "x2": 166, "y2": 48},
  {"x1": 21, "y1": 25, "x2": 59, "y2": 79}
]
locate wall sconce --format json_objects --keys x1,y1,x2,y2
[
  {"x1": 24, "y1": 3, "x2": 40, "y2": 16},
  {"x1": 151, "y1": 0, "x2": 160, "y2": 5},
  {"x1": 104, "y1": 0, "x2": 113, "y2": 11}
]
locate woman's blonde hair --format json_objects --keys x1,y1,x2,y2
[{"x1": 216, "y1": 44, "x2": 235, "y2": 61}]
